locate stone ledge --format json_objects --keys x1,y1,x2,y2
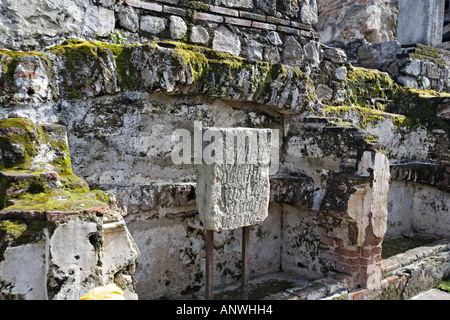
[
  {"x1": 390, "y1": 162, "x2": 450, "y2": 190},
  {"x1": 381, "y1": 237, "x2": 450, "y2": 276},
  {"x1": 262, "y1": 272, "x2": 355, "y2": 300},
  {"x1": 0, "y1": 204, "x2": 110, "y2": 222},
  {"x1": 109, "y1": 170, "x2": 373, "y2": 214}
]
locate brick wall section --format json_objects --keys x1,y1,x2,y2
[
  {"x1": 318, "y1": 226, "x2": 383, "y2": 290},
  {"x1": 316, "y1": 0, "x2": 398, "y2": 44}
]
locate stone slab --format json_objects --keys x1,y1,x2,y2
[{"x1": 196, "y1": 127, "x2": 272, "y2": 231}]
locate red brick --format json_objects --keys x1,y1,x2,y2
[
  {"x1": 386, "y1": 276, "x2": 399, "y2": 284},
  {"x1": 357, "y1": 256, "x2": 372, "y2": 266},
  {"x1": 194, "y1": 12, "x2": 223, "y2": 23},
  {"x1": 372, "y1": 245, "x2": 382, "y2": 255},
  {"x1": 126, "y1": 0, "x2": 163, "y2": 12},
  {"x1": 83, "y1": 204, "x2": 109, "y2": 214},
  {"x1": 225, "y1": 17, "x2": 252, "y2": 27},
  {"x1": 351, "y1": 289, "x2": 365, "y2": 300},
  {"x1": 1, "y1": 209, "x2": 44, "y2": 220},
  {"x1": 373, "y1": 254, "x2": 381, "y2": 263},
  {"x1": 320, "y1": 234, "x2": 335, "y2": 246},
  {"x1": 360, "y1": 247, "x2": 372, "y2": 258},
  {"x1": 252, "y1": 21, "x2": 276, "y2": 31},
  {"x1": 334, "y1": 237, "x2": 344, "y2": 247}
]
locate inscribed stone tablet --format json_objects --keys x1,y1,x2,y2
[{"x1": 196, "y1": 127, "x2": 272, "y2": 231}]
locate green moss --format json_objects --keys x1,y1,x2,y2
[
  {"x1": 0, "y1": 219, "x2": 47, "y2": 245},
  {"x1": 0, "y1": 118, "x2": 106, "y2": 215},
  {"x1": 320, "y1": 63, "x2": 448, "y2": 132},
  {"x1": 413, "y1": 44, "x2": 442, "y2": 65},
  {"x1": 0, "y1": 172, "x2": 48, "y2": 209},
  {"x1": 388, "y1": 85, "x2": 450, "y2": 130},
  {"x1": 322, "y1": 105, "x2": 405, "y2": 130},
  {"x1": 0, "y1": 119, "x2": 75, "y2": 175},
  {"x1": 0, "y1": 49, "x2": 47, "y2": 89},
  {"x1": 326, "y1": 118, "x2": 354, "y2": 127},
  {"x1": 91, "y1": 187, "x2": 110, "y2": 203},
  {"x1": 109, "y1": 29, "x2": 125, "y2": 45}
]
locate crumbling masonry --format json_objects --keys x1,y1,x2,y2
[{"x1": 0, "y1": 0, "x2": 448, "y2": 300}]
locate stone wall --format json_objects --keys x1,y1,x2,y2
[
  {"x1": 0, "y1": 0, "x2": 320, "y2": 66},
  {"x1": 397, "y1": 0, "x2": 445, "y2": 48},
  {"x1": 0, "y1": 119, "x2": 139, "y2": 299},
  {"x1": 340, "y1": 40, "x2": 450, "y2": 93}
]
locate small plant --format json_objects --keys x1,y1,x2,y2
[
  {"x1": 438, "y1": 280, "x2": 450, "y2": 293},
  {"x1": 110, "y1": 29, "x2": 125, "y2": 44}
]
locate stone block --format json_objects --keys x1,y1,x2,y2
[
  {"x1": 335, "y1": 66, "x2": 348, "y2": 81},
  {"x1": 212, "y1": 26, "x2": 241, "y2": 56},
  {"x1": 397, "y1": 0, "x2": 445, "y2": 47},
  {"x1": 251, "y1": 21, "x2": 277, "y2": 31},
  {"x1": 118, "y1": 6, "x2": 139, "y2": 32},
  {"x1": 267, "y1": 31, "x2": 282, "y2": 46},
  {"x1": 163, "y1": 5, "x2": 186, "y2": 16},
  {"x1": 239, "y1": 11, "x2": 266, "y2": 22},
  {"x1": 193, "y1": 11, "x2": 224, "y2": 23},
  {"x1": 225, "y1": 17, "x2": 252, "y2": 27},
  {"x1": 209, "y1": 5, "x2": 239, "y2": 17},
  {"x1": 304, "y1": 41, "x2": 322, "y2": 67},
  {"x1": 190, "y1": 25, "x2": 210, "y2": 44},
  {"x1": 196, "y1": 128, "x2": 272, "y2": 231}
]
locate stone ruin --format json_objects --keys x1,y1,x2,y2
[{"x1": 0, "y1": 0, "x2": 448, "y2": 300}]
